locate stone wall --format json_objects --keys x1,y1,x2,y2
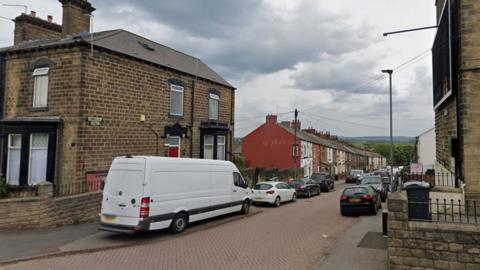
[
  {"x1": 388, "y1": 191, "x2": 480, "y2": 270},
  {"x1": 0, "y1": 182, "x2": 101, "y2": 231}
]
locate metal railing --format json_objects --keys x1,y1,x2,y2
[
  {"x1": 408, "y1": 199, "x2": 480, "y2": 224},
  {"x1": 403, "y1": 173, "x2": 457, "y2": 188},
  {"x1": 54, "y1": 178, "x2": 103, "y2": 197}
]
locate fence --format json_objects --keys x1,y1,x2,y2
[
  {"x1": 408, "y1": 199, "x2": 480, "y2": 224},
  {"x1": 402, "y1": 172, "x2": 457, "y2": 188}
]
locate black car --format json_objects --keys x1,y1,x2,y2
[
  {"x1": 311, "y1": 173, "x2": 334, "y2": 192},
  {"x1": 346, "y1": 170, "x2": 363, "y2": 184},
  {"x1": 290, "y1": 178, "x2": 320, "y2": 198},
  {"x1": 360, "y1": 175, "x2": 388, "y2": 202},
  {"x1": 340, "y1": 185, "x2": 381, "y2": 216}
]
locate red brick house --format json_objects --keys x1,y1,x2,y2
[{"x1": 0, "y1": 0, "x2": 235, "y2": 188}]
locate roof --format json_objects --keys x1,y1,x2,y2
[
  {"x1": 278, "y1": 124, "x2": 336, "y2": 148},
  {"x1": 0, "y1": 30, "x2": 234, "y2": 88}
]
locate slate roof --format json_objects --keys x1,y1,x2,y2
[{"x1": 0, "y1": 29, "x2": 234, "y2": 88}]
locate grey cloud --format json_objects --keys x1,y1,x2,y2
[{"x1": 91, "y1": 0, "x2": 376, "y2": 78}]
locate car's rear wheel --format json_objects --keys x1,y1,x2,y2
[
  {"x1": 371, "y1": 204, "x2": 378, "y2": 215},
  {"x1": 341, "y1": 209, "x2": 348, "y2": 216},
  {"x1": 169, "y1": 212, "x2": 188, "y2": 234},
  {"x1": 307, "y1": 190, "x2": 312, "y2": 198},
  {"x1": 240, "y1": 200, "x2": 251, "y2": 215},
  {"x1": 292, "y1": 193, "x2": 297, "y2": 202},
  {"x1": 274, "y1": 196, "x2": 281, "y2": 207}
]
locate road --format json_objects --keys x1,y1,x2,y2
[{"x1": 1, "y1": 183, "x2": 379, "y2": 270}]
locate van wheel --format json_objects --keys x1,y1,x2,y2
[
  {"x1": 273, "y1": 196, "x2": 281, "y2": 207},
  {"x1": 169, "y1": 213, "x2": 188, "y2": 234},
  {"x1": 241, "y1": 200, "x2": 251, "y2": 215}
]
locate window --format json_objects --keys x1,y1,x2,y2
[
  {"x1": 208, "y1": 93, "x2": 219, "y2": 120},
  {"x1": 170, "y1": 84, "x2": 184, "y2": 116},
  {"x1": 7, "y1": 134, "x2": 22, "y2": 186},
  {"x1": 233, "y1": 172, "x2": 241, "y2": 187},
  {"x1": 33, "y1": 67, "x2": 49, "y2": 108},
  {"x1": 217, "y1": 136, "x2": 226, "y2": 160},
  {"x1": 204, "y1": 135, "x2": 214, "y2": 159},
  {"x1": 29, "y1": 134, "x2": 49, "y2": 185}
]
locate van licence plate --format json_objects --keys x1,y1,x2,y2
[{"x1": 103, "y1": 215, "x2": 116, "y2": 222}]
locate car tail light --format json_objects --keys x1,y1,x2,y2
[
  {"x1": 361, "y1": 194, "x2": 374, "y2": 200},
  {"x1": 266, "y1": 190, "x2": 275, "y2": 194},
  {"x1": 340, "y1": 195, "x2": 348, "y2": 201},
  {"x1": 140, "y1": 197, "x2": 150, "y2": 218}
]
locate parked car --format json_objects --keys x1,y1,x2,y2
[
  {"x1": 340, "y1": 185, "x2": 381, "y2": 216},
  {"x1": 290, "y1": 178, "x2": 321, "y2": 198},
  {"x1": 252, "y1": 181, "x2": 296, "y2": 207},
  {"x1": 99, "y1": 156, "x2": 252, "y2": 234},
  {"x1": 360, "y1": 175, "x2": 388, "y2": 202},
  {"x1": 346, "y1": 170, "x2": 363, "y2": 184},
  {"x1": 311, "y1": 173, "x2": 334, "y2": 192}
]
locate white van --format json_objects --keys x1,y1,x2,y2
[{"x1": 99, "y1": 156, "x2": 252, "y2": 234}]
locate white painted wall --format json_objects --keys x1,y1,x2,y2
[
  {"x1": 301, "y1": 140, "x2": 313, "y2": 177},
  {"x1": 418, "y1": 128, "x2": 436, "y2": 172}
]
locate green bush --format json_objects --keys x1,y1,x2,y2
[{"x1": 0, "y1": 178, "x2": 8, "y2": 199}]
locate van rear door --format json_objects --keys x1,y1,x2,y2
[{"x1": 101, "y1": 158, "x2": 146, "y2": 225}]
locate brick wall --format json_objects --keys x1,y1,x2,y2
[
  {"x1": 3, "y1": 45, "x2": 234, "y2": 184},
  {"x1": 388, "y1": 192, "x2": 480, "y2": 270},
  {"x1": 459, "y1": 0, "x2": 480, "y2": 199},
  {"x1": 0, "y1": 182, "x2": 101, "y2": 231},
  {"x1": 4, "y1": 47, "x2": 84, "y2": 185},
  {"x1": 434, "y1": 99, "x2": 457, "y2": 174},
  {"x1": 76, "y1": 49, "x2": 234, "y2": 183}
]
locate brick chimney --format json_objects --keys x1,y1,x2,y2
[
  {"x1": 290, "y1": 120, "x2": 301, "y2": 130},
  {"x1": 14, "y1": 12, "x2": 62, "y2": 45},
  {"x1": 59, "y1": 0, "x2": 95, "y2": 36},
  {"x1": 265, "y1": 115, "x2": 277, "y2": 124},
  {"x1": 303, "y1": 127, "x2": 317, "y2": 135}
]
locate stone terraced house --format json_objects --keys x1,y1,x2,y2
[{"x1": 0, "y1": 0, "x2": 235, "y2": 188}]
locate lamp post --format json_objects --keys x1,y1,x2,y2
[{"x1": 382, "y1": 69, "x2": 394, "y2": 181}]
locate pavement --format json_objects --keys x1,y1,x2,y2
[
  {"x1": 0, "y1": 182, "x2": 388, "y2": 270},
  {"x1": 313, "y1": 202, "x2": 388, "y2": 270}
]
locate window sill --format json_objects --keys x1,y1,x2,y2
[
  {"x1": 30, "y1": 107, "x2": 49, "y2": 112},
  {"x1": 169, "y1": 114, "x2": 184, "y2": 119}
]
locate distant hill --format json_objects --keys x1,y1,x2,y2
[{"x1": 340, "y1": 136, "x2": 415, "y2": 144}]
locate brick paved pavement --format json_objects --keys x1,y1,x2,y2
[{"x1": 2, "y1": 185, "x2": 356, "y2": 270}]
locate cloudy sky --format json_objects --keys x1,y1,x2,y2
[{"x1": 0, "y1": 0, "x2": 437, "y2": 137}]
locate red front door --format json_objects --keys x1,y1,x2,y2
[{"x1": 168, "y1": 147, "x2": 179, "y2": 157}]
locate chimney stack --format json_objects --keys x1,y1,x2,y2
[
  {"x1": 265, "y1": 115, "x2": 278, "y2": 125},
  {"x1": 47, "y1": 15, "x2": 53, "y2": 23},
  {"x1": 59, "y1": 0, "x2": 95, "y2": 36},
  {"x1": 290, "y1": 120, "x2": 301, "y2": 130},
  {"x1": 30, "y1": 11, "x2": 36, "y2": 17}
]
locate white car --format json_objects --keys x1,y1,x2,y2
[{"x1": 252, "y1": 181, "x2": 296, "y2": 207}]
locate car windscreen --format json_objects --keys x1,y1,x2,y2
[
  {"x1": 311, "y1": 174, "x2": 326, "y2": 180},
  {"x1": 254, "y1": 184, "x2": 273, "y2": 190},
  {"x1": 361, "y1": 177, "x2": 382, "y2": 184},
  {"x1": 343, "y1": 187, "x2": 368, "y2": 196},
  {"x1": 350, "y1": 170, "x2": 362, "y2": 176},
  {"x1": 291, "y1": 180, "x2": 304, "y2": 186}
]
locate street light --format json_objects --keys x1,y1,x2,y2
[{"x1": 381, "y1": 69, "x2": 394, "y2": 181}]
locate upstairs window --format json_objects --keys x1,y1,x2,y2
[
  {"x1": 208, "y1": 93, "x2": 219, "y2": 120},
  {"x1": 32, "y1": 67, "x2": 49, "y2": 108},
  {"x1": 170, "y1": 84, "x2": 184, "y2": 116}
]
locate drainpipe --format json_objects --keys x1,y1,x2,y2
[
  {"x1": 190, "y1": 59, "x2": 199, "y2": 158},
  {"x1": 230, "y1": 87, "x2": 235, "y2": 161},
  {"x1": 454, "y1": 0, "x2": 461, "y2": 188}
]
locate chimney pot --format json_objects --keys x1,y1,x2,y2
[
  {"x1": 47, "y1": 15, "x2": 53, "y2": 23},
  {"x1": 30, "y1": 11, "x2": 36, "y2": 17}
]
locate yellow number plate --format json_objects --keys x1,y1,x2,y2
[
  {"x1": 103, "y1": 215, "x2": 116, "y2": 222},
  {"x1": 349, "y1": 198, "x2": 361, "y2": 203}
]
